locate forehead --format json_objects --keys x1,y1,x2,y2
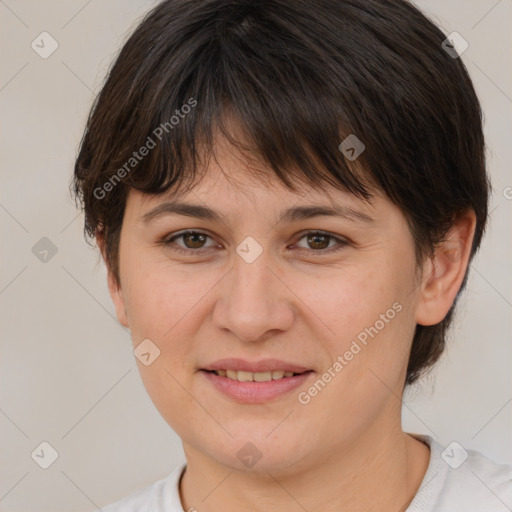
[
  {"x1": 129, "y1": 168, "x2": 385, "y2": 237},
  {"x1": 134, "y1": 130, "x2": 379, "y2": 216}
]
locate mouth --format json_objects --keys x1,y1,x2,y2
[
  {"x1": 203, "y1": 369, "x2": 309, "y2": 381},
  {"x1": 199, "y1": 359, "x2": 314, "y2": 403}
]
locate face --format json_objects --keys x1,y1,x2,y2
[{"x1": 107, "y1": 138, "x2": 431, "y2": 475}]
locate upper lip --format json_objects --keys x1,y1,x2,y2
[{"x1": 202, "y1": 358, "x2": 312, "y2": 373}]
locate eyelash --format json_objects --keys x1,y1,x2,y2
[{"x1": 162, "y1": 230, "x2": 349, "y2": 256}]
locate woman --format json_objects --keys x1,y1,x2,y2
[{"x1": 73, "y1": 0, "x2": 511, "y2": 510}]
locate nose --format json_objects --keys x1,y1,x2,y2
[{"x1": 212, "y1": 252, "x2": 295, "y2": 344}]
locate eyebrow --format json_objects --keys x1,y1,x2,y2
[{"x1": 140, "y1": 201, "x2": 374, "y2": 225}]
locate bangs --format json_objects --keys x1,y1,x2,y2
[{"x1": 81, "y1": 1, "x2": 388, "y2": 215}]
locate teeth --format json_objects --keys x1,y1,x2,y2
[
  {"x1": 226, "y1": 370, "x2": 238, "y2": 380},
  {"x1": 254, "y1": 372, "x2": 272, "y2": 382},
  {"x1": 237, "y1": 371, "x2": 253, "y2": 382},
  {"x1": 214, "y1": 370, "x2": 299, "y2": 381}
]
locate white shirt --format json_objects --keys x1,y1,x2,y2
[{"x1": 102, "y1": 434, "x2": 512, "y2": 511}]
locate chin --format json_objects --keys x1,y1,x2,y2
[{"x1": 197, "y1": 426, "x2": 313, "y2": 476}]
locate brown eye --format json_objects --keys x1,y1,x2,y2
[
  {"x1": 306, "y1": 233, "x2": 331, "y2": 250},
  {"x1": 293, "y1": 231, "x2": 348, "y2": 254},
  {"x1": 164, "y1": 231, "x2": 218, "y2": 255},
  {"x1": 181, "y1": 232, "x2": 207, "y2": 249}
]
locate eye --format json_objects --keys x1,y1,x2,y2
[
  {"x1": 162, "y1": 229, "x2": 348, "y2": 256},
  {"x1": 291, "y1": 231, "x2": 348, "y2": 254},
  {"x1": 163, "y1": 231, "x2": 219, "y2": 255}
]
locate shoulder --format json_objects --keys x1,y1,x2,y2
[
  {"x1": 409, "y1": 435, "x2": 512, "y2": 511},
  {"x1": 101, "y1": 463, "x2": 186, "y2": 512},
  {"x1": 450, "y1": 444, "x2": 512, "y2": 506}
]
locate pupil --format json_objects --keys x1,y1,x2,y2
[
  {"x1": 308, "y1": 234, "x2": 328, "y2": 250},
  {"x1": 185, "y1": 233, "x2": 205, "y2": 248}
]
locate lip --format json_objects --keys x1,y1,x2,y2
[
  {"x1": 201, "y1": 371, "x2": 314, "y2": 403},
  {"x1": 202, "y1": 358, "x2": 311, "y2": 374}
]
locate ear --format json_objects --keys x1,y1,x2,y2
[
  {"x1": 97, "y1": 232, "x2": 129, "y2": 328},
  {"x1": 415, "y1": 210, "x2": 477, "y2": 326}
]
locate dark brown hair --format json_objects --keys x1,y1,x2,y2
[{"x1": 72, "y1": 0, "x2": 490, "y2": 385}]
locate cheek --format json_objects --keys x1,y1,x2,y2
[
  {"x1": 120, "y1": 258, "x2": 212, "y2": 433},
  {"x1": 122, "y1": 256, "x2": 212, "y2": 341},
  {"x1": 298, "y1": 261, "x2": 400, "y2": 340},
  {"x1": 299, "y1": 255, "x2": 416, "y2": 381},
  {"x1": 292, "y1": 261, "x2": 415, "y2": 438}
]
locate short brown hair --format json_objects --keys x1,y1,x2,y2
[{"x1": 72, "y1": 0, "x2": 490, "y2": 385}]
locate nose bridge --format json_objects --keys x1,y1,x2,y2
[
  {"x1": 234, "y1": 248, "x2": 274, "y2": 301},
  {"x1": 213, "y1": 246, "x2": 293, "y2": 342}
]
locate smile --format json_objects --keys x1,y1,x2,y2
[
  {"x1": 208, "y1": 369, "x2": 303, "y2": 381},
  {"x1": 200, "y1": 359, "x2": 314, "y2": 403}
]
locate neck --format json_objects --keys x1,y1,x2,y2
[{"x1": 179, "y1": 419, "x2": 430, "y2": 512}]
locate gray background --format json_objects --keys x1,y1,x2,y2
[{"x1": 0, "y1": 1, "x2": 511, "y2": 510}]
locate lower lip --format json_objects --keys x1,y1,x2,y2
[{"x1": 201, "y1": 370, "x2": 314, "y2": 404}]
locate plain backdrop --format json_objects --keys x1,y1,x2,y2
[{"x1": 0, "y1": 1, "x2": 511, "y2": 510}]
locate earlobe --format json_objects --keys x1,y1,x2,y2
[
  {"x1": 97, "y1": 233, "x2": 130, "y2": 328},
  {"x1": 415, "y1": 210, "x2": 477, "y2": 326}
]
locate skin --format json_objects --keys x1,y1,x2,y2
[{"x1": 101, "y1": 134, "x2": 476, "y2": 512}]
